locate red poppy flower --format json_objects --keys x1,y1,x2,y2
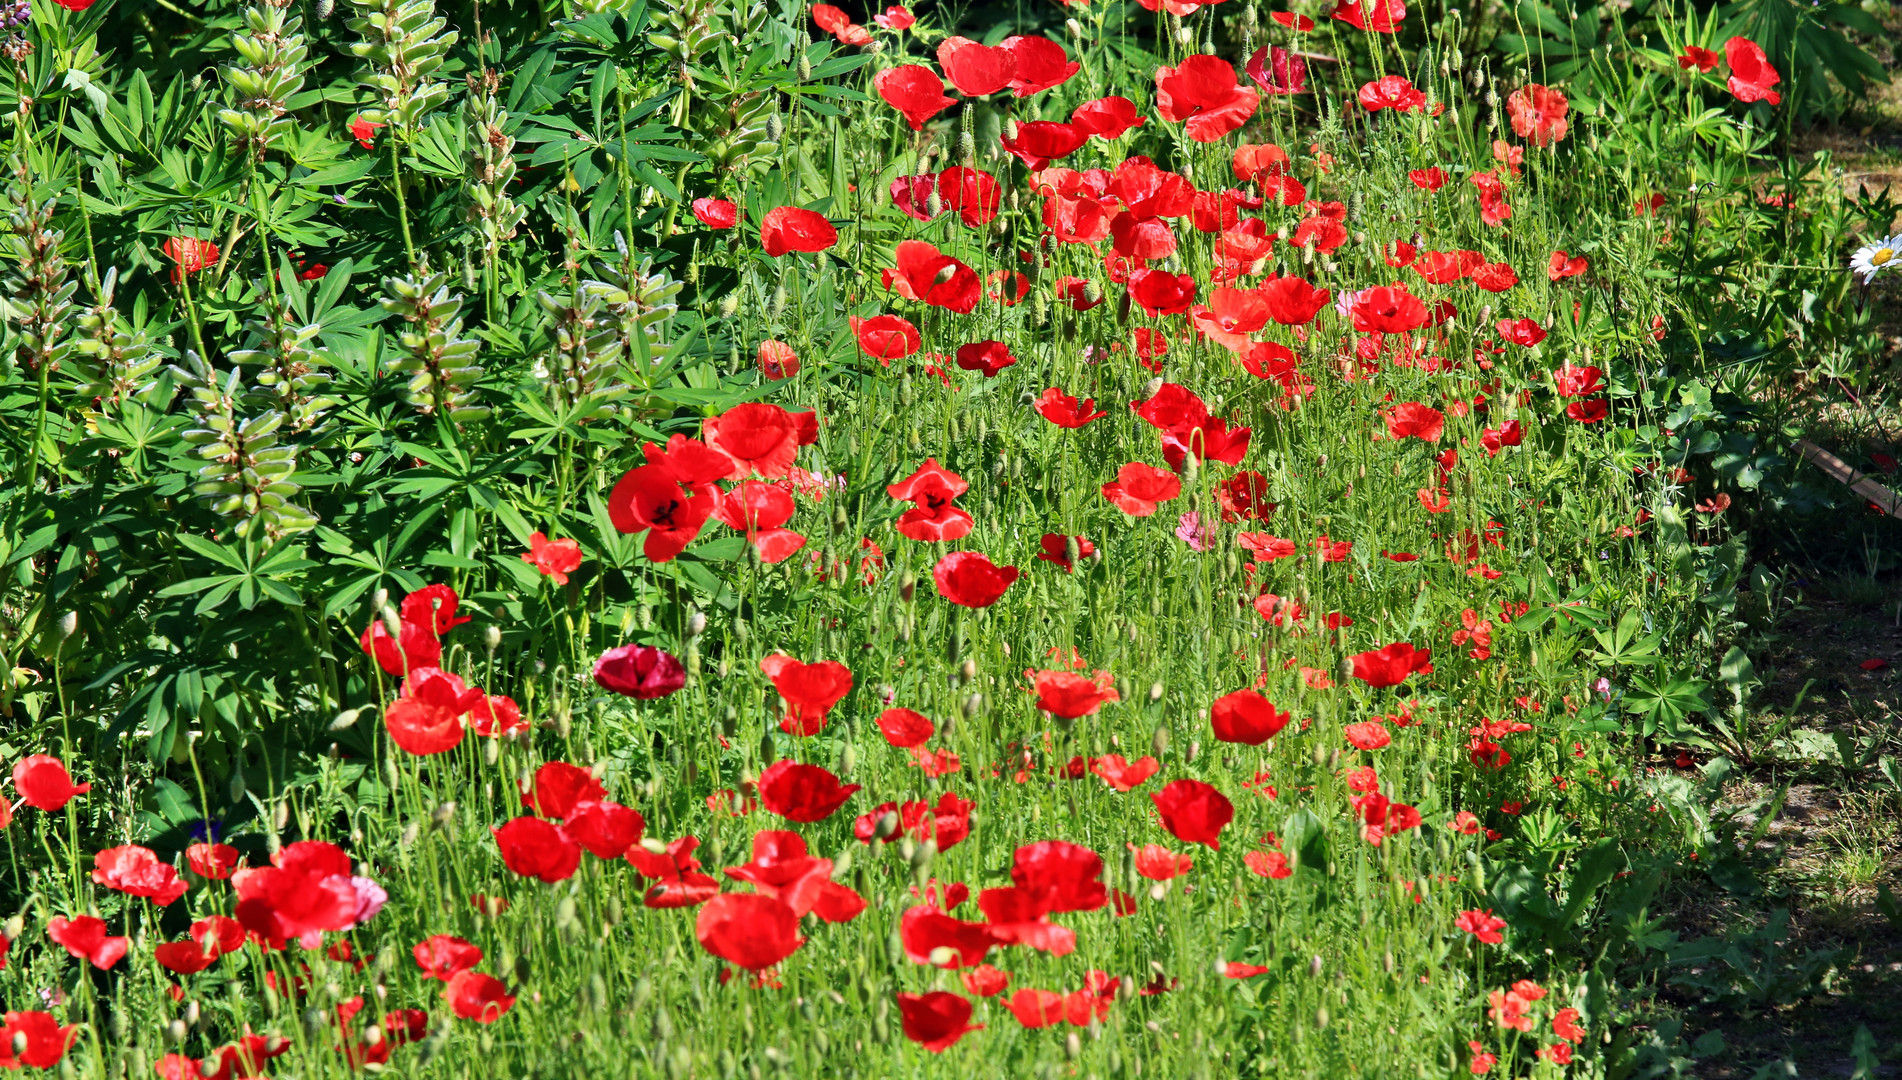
[
  {"x1": 897, "y1": 991, "x2": 984, "y2": 1052},
  {"x1": 1246, "y1": 45, "x2": 1308, "y2": 94},
  {"x1": 520, "y1": 762, "x2": 607, "y2": 820},
  {"x1": 696, "y1": 893, "x2": 804, "y2": 970},
  {"x1": 961, "y1": 965, "x2": 1011, "y2": 996},
  {"x1": 566, "y1": 800, "x2": 644, "y2": 859},
  {"x1": 933, "y1": 551, "x2": 1020, "y2": 608},
  {"x1": 1036, "y1": 533, "x2": 1096, "y2": 572},
  {"x1": 1128, "y1": 269, "x2": 1196, "y2": 316},
  {"x1": 713, "y1": 480, "x2": 805, "y2": 563},
  {"x1": 1496, "y1": 318, "x2": 1547, "y2": 347},
  {"x1": 1035, "y1": 388, "x2": 1107, "y2": 428},
  {"x1": 230, "y1": 842, "x2": 360, "y2": 949},
  {"x1": 1002, "y1": 34, "x2": 1078, "y2": 95},
  {"x1": 1471, "y1": 262, "x2": 1518, "y2": 292},
  {"x1": 46, "y1": 915, "x2": 129, "y2": 970},
  {"x1": 604, "y1": 464, "x2": 719, "y2": 563},
  {"x1": 886, "y1": 457, "x2": 974, "y2": 542},
  {"x1": 760, "y1": 654, "x2": 853, "y2": 735},
  {"x1": 1090, "y1": 754, "x2": 1158, "y2": 792},
  {"x1": 1244, "y1": 849, "x2": 1293, "y2": 879},
  {"x1": 1232, "y1": 142, "x2": 1291, "y2": 183},
  {"x1": 876, "y1": 708, "x2": 935, "y2": 748},
  {"x1": 1258, "y1": 276, "x2": 1332, "y2": 326},
  {"x1": 1554, "y1": 362, "x2": 1605, "y2": 396},
  {"x1": 1029, "y1": 669, "x2": 1120, "y2": 719},
  {"x1": 1210, "y1": 690, "x2": 1291, "y2": 745},
  {"x1": 722, "y1": 831, "x2": 866, "y2": 922},
  {"x1": 627, "y1": 837, "x2": 720, "y2": 908},
  {"x1": 1409, "y1": 167, "x2": 1446, "y2": 190},
  {"x1": 358, "y1": 613, "x2": 441, "y2": 676},
  {"x1": 492, "y1": 817, "x2": 582, "y2": 882},
  {"x1": 0, "y1": 1012, "x2": 78, "y2": 1070},
  {"x1": 703, "y1": 401, "x2": 809, "y2": 480},
  {"x1": 186, "y1": 843, "x2": 241, "y2": 879},
  {"x1": 1129, "y1": 843, "x2": 1193, "y2": 881},
  {"x1": 1102, "y1": 461, "x2": 1182, "y2": 516},
  {"x1": 875, "y1": 65, "x2": 956, "y2": 130},
  {"x1": 1358, "y1": 74, "x2": 1426, "y2": 111},
  {"x1": 953, "y1": 340, "x2": 1017, "y2": 378},
  {"x1": 1566, "y1": 398, "x2": 1609, "y2": 423},
  {"x1": 999, "y1": 121, "x2": 1088, "y2": 170},
  {"x1": 296, "y1": 261, "x2": 328, "y2": 280},
  {"x1": 1008, "y1": 839, "x2": 1108, "y2": 912},
  {"x1": 1006, "y1": 989, "x2": 1067, "y2": 1028},
  {"x1": 153, "y1": 938, "x2": 218, "y2": 975},
  {"x1": 93, "y1": 845, "x2": 189, "y2": 907},
  {"x1": 1071, "y1": 96, "x2": 1145, "y2": 138},
  {"x1": 850, "y1": 313, "x2": 922, "y2": 362},
  {"x1": 936, "y1": 166, "x2": 1000, "y2": 226},
  {"x1": 1506, "y1": 84, "x2": 1570, "y2": 145},
  {"x1": 1331, "y1": 0, "x2": 1405, "y2": 31},
  {"x1": 1678, "y1": 45, "x2": 1719, "y2": 71},
  {"x1": 1384, "y1": 402, "x2": 1445, "y2": 442},
  {"x1": 1352, "y1": 285, "x2": 1428, "y2": 333},
  {"x1": 385, "y1": 667, "x2": 482, "y2": 755},
  {"x1": 413, "y1": 935, "x2": 483, "y2": 982},
  {"x1": 519, "y1": 531, "x2": 583, "y2": 585},
  {"x1": 1161, "y1": 415, "x2": 1251, "y2": 468},
  {"x1": 12, "y1": 754, "x2": 91, "y2": 811},
  {"x1": 874, "y1": 5, "x2": 914, "y2": 29},
  {"x1": 1456, "y1": 908, "x2": 1508, "y2": 944},
  {"x1": 443, "y1": 970, "x2": 515, "y2": 1023},
  {"x1": 162, "y1": 237, "x2": 220, "y2": 280},
  {"x1": 759, "y1": 206, "x2": 837, "y2": 256},
  {"x1": 900, "y1": 905, "x2": 996, "y2": 967},
  {"x1": 1344, "y1": 722, "x2": 1392, "y2": 750},
  {"x1": 1723, "y1": 37, "x2": 1780, "y2": 105},
  {"x1": 1153, "y1": 55, "x2": 1260, "y2": 143},
  {"x1": 1150, "y1": 779, "x2": 1233, "y2": 848},
  {"x1": 691, "y1": 198, "x2": 738, "y2": 229},
  {"x1": 882, "y1": 240, "x2": 981, "y2": 313},
  {"x1": 935, "y1": 36, "x2": 1013, "y2": 95},
  {"x1": 1548, "y1": 250, "x2": 1589, "y2": 280},
  {"x1": 756, "y1": 760, "x2": 860, "y2": 822},
  {"x1": 1411, "y1": 249, "x2": 1481, "y2": 284},
  {"x1": 1348, "y1": 643, "x2": 1434, "y2": 687},
  {"x1": 1270, "y1": 9, "x2": 1315, "y2": 26},
  {"x1": 593, "y1": 644, "x2": 686, "y2": 699}
]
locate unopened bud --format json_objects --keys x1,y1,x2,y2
[
  {"x1": 484, "y1": 624, "x2": 502, "y2": 652},
  {"x1": 55, "y1": 611, "x2": 76, "y2": 640}
]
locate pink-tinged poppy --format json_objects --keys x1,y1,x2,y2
[
  {"x1": 385, "y1": 667, "x2": 482, "y2": 755},
  {"x1": 876, "y1": 707, "x2": 935, "y2": 748},
  {"x1": 1092, "y1": 753, "x2": 1158, "y2": 792},
  {"x1": 1358, "y1": 74, "x2": 1426, "y2": 111},
  {"x1": 161, "y1": 238, "x2": 220, "y2": 279},
  {"x1": 1071, "y1": 96, "x2": 1145, "y2": 138},
  {"x1": 414, "y1": 935, "x2": 484, "y2": 981},
  {"x1": 1246, "y1": 45, "x2": 1308, "y2": 94},
  {"x1": 1331, "y1": 0, "x2": 1405, "y2": 31},
  {"x1": 521, "y1": 531, "x2": 582, "y2": 585},
  {"x1": 47, "y1": 915, "x2": 129, "y2": 970},
  {"x1": 520, "y1": 761, "x2": 606, "y2": 819},
  {"x1": 882, "y1": 240, "x2": 981, "y2": 313},
  {"x1": 936, "y1": 36, "x2": 1013, "y2": 96},
  {"x1": 443, "y1": 970, "x2": 515, "y2": 1022},
  {"x1": 897, "y1": 991, "x2": 984, "y2": 1052},
  {"x1": 1384, "y1": 402, "x2": 1445, "y2": 442},
  {"x1": 760, "y1": 655, "x2": 853, "y2": 735},
  {"x1": 1036, "y1": 533, "x2": 1095, "y2": 572},
  {"x1": 1456, "y1": 908, "x2": 1508, "y2": 944},
  {"x1": 187, "y1": 843, "x2": 241, "y2": 879},
  {"x1": 759, "y1": 206, "x2": 836, "y2": 256},
  {"x1": 592, "y1": 644, "x2": 686, "y2": 699},
  {"x1": 492, "y1": 817, "x2": 582, "y2": 882},
  {"x1": 1244, "y1": 849, "x2": 1293, "y2": 879},
  {"x1": 1102, "y1": 461, "x2": 1182, "y2": 516},
  {"x1": 1035, "y1": 387, "x2": 1107, "y2": 428},
  {"x1": 0, "y1": 1012, "x2": 78, "y2": 1070},
  {"x1": 1006, "y1": 989, "x2": 1067, "y2": 1028},
  {"x1": 93, "y1": 845, "x2": 189, "y2": 907},
  {"x1": 12, "y1": 754, "x2": 90, "y2": 811},
  {"x1": 691, "y1": 197, "x2": 739, "y2": 229},
  {"x1": 756, "y1": 760, "x2": 860, "y2": 822},
  {"x1": 934, "y1": 551, "x2": 1020, "y2": 608},
  {"x1": 1210, "y1": 690, "x2": 1291, "y2": 745},
  {"x1": 850, "y1": 314, "x2": 922, "y2": 362},
  {"x1": 1348, "y1": 643, "x2": 1434, "y2": 687},
  {"x1": 1723, "y1": 37, "x2": 1780, "y2": 105},
  {"x1": 1153, "y1": 55, "x2": 1260, "y2": 142},
  {"x1": 1678, "y1": 45, "x2": 1719, "y2": 71},
  {"x1": 1507, "y1": 84, "x2": 1570, "y2": 145},
  {"x1": 1129, "y1": 843, "x2": 1193, "y2": 881},
  {"x1": 1029, "y1": 670, "x2": 1119, "y2": 719},
  {"x1": 696, "y1": 893, "x2": 804, "y2": 970},
  {"x1": 1001, "y1": 34, "x2": 1079, "y2": 96},
  {"x1": 1151, "y1": 779, "x2": 1233, "y2": 848},
  {"x1": 874, "y1": 4, "x2": 914, "y2": 29},
  {"x1": 875, "y1": 65, "x2": 956, "y2": 130}
]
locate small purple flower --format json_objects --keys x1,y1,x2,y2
[
  {"x1": 1334, "y1": 288, "x2": 1368, "y2": 318},
  {"x1": 1175, "y1": 512, "x2": 1216, "y2": 551},
  {"x1": 349, "y1": 876, "x2": 388, "y2": 925},
  {"x1": 593, "y1": 644, "x2": 686, "y2": 699},
  {"x1": 1593, "y1": 676, "x2": 1612, "y2": 703}
]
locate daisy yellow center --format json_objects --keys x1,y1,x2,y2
[{"x1": 1874, "y1": 248, "x2": 1895, "y2": 267}]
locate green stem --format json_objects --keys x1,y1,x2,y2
[{"x1": 390, "y1": 136, "x2": 418, "y2": 270}]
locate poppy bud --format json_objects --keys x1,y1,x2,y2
[
  {"x1": 1187, "y1": 739, "x2": 1201, "y2": 764},
  {"x1": 55, "y1": 610, "x2": 76, "y2": 640},
  {"x1": 1152, "y1": 725, "x2": 1169, "y2": 758},
  {"x1": 1310, "y1": 955, "x2": 1324, "y2": 977},
  {"x1": 301, "y1": 1007, "x2": 330, "y2": 1035},
  {"x1": 372, "y1": 588, "x2": 389, "y2": 610},
  {"x1": 896, "y1": 836, "x2": 917, "y2": 862},
  {"x1": 1066, "y1": 16, "x2": 1084, "y2": 37},
  {"x1": 329, "y1": 708, "x2": 361, "y2": 732},
  {"x1": 875, "y1": 809, "x2": 900, "y2": 840},
  {"x1": 962, "y1": 692, "x2": 981, "y2": 720},
  {"x1": 380, "y1": 605, "x2": 402, "y2": 639},
  {"x1": 1066, "y1": 1032, "x2": 1083, "y2": 1060},
  {"x1": 900, "y1": 572, "x2": 916, "y2": 603},
  {"x1": 839, "y1": 744, "x2": 857, "y2": 776},
  {"x1": 483, "y1": 738, "x2": 500, "y2": 766},
  {"x1": 910, "y1": 839, "x2": 937, "y2": 871},
  {"x1": 885, "y1": 931, "x2": 904, "y2": 968},
  {"x1": 431, "y1": 801, "x2": 457, "y2": 828},
  {"x1": 166, "y1": 1020, "x2": 187, "y2": 1045}
]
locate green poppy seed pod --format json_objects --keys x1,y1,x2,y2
[
  {"x1": 1316, "y1": 1006, "x2": 1330, "y2": 1028},
  {"x1": 688, "y1": 610, "x2": 707, "y2": 637},
  {"x1": 1083, "y1": 280, "x2": 1102, "y2": 305},
  {"x1": 399, "y1": 821, "x2": 419, "y2": 848},
  {"x1": 1176, "y1": 25, "x2": 1194, "y2": 46},
  {"x1": 3, "y1": 915, "x2": 22, "y2": 941},
  {"x1": 770, "y1": 283, "x2": 788, "y2": 319},
  {"x1": 798, "y1": 51, "x2": 811, "y2": 79},
  {"x1": 1121, "y1": 845, "x2": 1137, "y2": 884},
  {"x1": 758, "y1": 729, "x2": 776, "y2": 764},
  {"x1": 959, "y1": 130, "x2": 978, "y2": 163},
  {"x1": 328, "y1": 709, "x2": 361, "y2": 732},
  {"x1": 1187, "y1": 739, "x2": 1201, "y2": 764}
]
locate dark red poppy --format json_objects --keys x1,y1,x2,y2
[
  {"x1": 756, "y1": 760, "x2": 860, "y2": 822},
  {"x1": 999, "y1": 121, "x2": 1088, "y2": 170},
  {"x1": 759, "y1": 206, "x2": 836, "y2": 256},
  {"x1": 1151, "y1": 779, "x2": 1234, "y2": 848},
  {"x1": 955, "y1": 340, "x2": 1017, "y2": 377},
  {"x1": 492, "y1": 817, "x2": 582, "y2": 882},
  {"x1": 691, "y1": 197, "x2": 738, "y2": 229},
  {"x1": 592, "y1": 643, "x2": 686, "y2": 699},
  {"x1": 1071, "y1": 96, "x2": 1145, "y2": 138},
  {"x1": 1246, "y1": 45, "x2": 1308, "y2": 94},
  {"x1": 1153, "y1": 55, "x2": 1260, "y2": 142},
  {"x1": 875, "y1": 65, "x2": 955, "y2": 129},
  {"x1": 1348, "y1": 642, "x2": 1434, "y2": 687},
  {"x1": 1035, "y1": 388, "x2": 1107, "y2": 428},
  {"x1": 696, "y1": 893, "x2": 804, "y2": 970},
  {"x1": 1036, "y1": 533, "x2": 1095, "y2": 572},
  {"x1": 850, "y1": 314, "x2": 922, "y2": 362},
  {"x1": 891, "y1": 173, "x2": 937, "y2": 220},
  {"x1": 443, "y1": 971, "x2": 515, "y2": 1023},
  {"x1": 933, "y1": 551, "x2": 1019, "y2": 608},
  {"x1": 1029, "y1": 669, "x2": 1119, "y2": 719},
  {"x1": 46, "y1": 915, "x2": 129, "y2": 970},
  {"x1": 1384, "y1": 402, "x2": 1445, "y2": 442},
  {"x1": 876, "y1": 707, "x2": 935, "y2": 748},
  {"x1": 760, "y1": 655, "x2": 853, "y2": 735},
  {"x1": 1102, "y1": 461, "x2": 1181, "y2": 516},
  {"x1": 896, "y1": 992, "x2": 984, "y2": 1052},
  {"x1": 1210, "y1": 690, "x2": 1291, "y2": 745},
  {"x1": 93, "y1": 845, "x2": 188, "y2": 906},
  {"x1": 413, "y1": 935, "x2": 483, "y2": 981}
]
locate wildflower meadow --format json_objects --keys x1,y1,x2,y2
[{"x1": 0, "y1": 0, "x2": 1898, "y2": 1075}]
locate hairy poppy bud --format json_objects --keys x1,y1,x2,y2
[
  {"x1": 380, "y1": 605, "x2": 402, "y2": 639},
  {"x1": 371, "y1": 588, "x2": 389, "y2": 611},
  {"x1": 875, "y1": 810, "x2": 899, "y2": 840},
  {"x1": 329, "y1": 708, "x2": 361, "y2": 732},
  {"x1": 55, "y1": 610, "x2": 76, "y2": 640},
  {"x1": 765, "y1": 111, "x2": 784, "y2": 143},
  {"x1": 899, "y1": 572, "x2": 916, "y2": 603},
  {"x1": 1066, "y1": 17, "x2": 1084, "y2": 37},
  {"x1": 1149, "y1": 681, "x2": 1163, "y2": 703},
  {"x1": 896, "y1": 836, "x2": 917, "y2": 862},
  {"x1": 962, "y1": 692, "x2": 981, "y2": 720},
  {"x1": 1152, "y1": 725, "x2": 1169, "y2": 758}
]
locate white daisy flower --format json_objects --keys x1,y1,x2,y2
[{"x1": 1850, "y1": 233, "x2": 1902, "y2": 284}]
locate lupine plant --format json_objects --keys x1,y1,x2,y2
[{"x1": 0, "y1": 0, "x2": 1895, "y2": 1077}]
